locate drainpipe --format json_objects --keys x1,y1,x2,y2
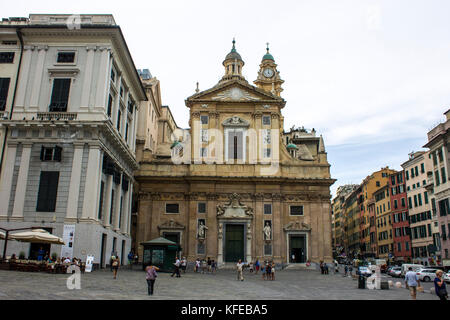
[{"x1": 0, "y1": 28, "x2": 23, "y2": 178}]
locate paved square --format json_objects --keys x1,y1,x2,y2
[{"x1": 0, "y1": 267, "x2": 438, "y2": 300}]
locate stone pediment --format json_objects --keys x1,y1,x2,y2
[
  {"x1": 216, "y1": 193, "x2": 253, "y2": 219},
  {"x1": 158, "y1": 219, "x2": 185, "y2": 230},
  {"x1": 186, "y1": 80, "x2": 284, "y2": 104},
  {"x1": 283, "y1": 221, "x2": 311, "y2": 232}
]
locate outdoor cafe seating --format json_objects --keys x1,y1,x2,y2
[{"x1": 2, "y1": 258, "x2": 85, "y2": 274}]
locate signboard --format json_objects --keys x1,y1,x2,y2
[
  {"x1": 85, "y1": 255, "x2": 94, "y2": 273},
  {"x1": 60, "y1": 225, "x2": 75, "y2": 259}
]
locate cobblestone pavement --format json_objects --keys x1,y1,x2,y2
[{"x1": 0, "y1": 267, "x2": 439, "y2": 300}]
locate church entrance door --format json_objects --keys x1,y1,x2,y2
[
  {"x1": 289, "y1": 235, "x2": 306, "y2": 263},
  {"x1": 225, "y1": 224, "x2": 245, "y2": 262}
]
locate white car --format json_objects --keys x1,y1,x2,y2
[
  {"x1": 444, "y1": 272, "x2": 450, "y2": 284},
  {"x1": 390, "y1": 267, "x2": 402, "y2": 277},
  {"x1": 358, "y1": 266, "x2": 372, "y2": 277},
  {"x1": 416, "y1": 268, "x2": 439, "y2": 282}
]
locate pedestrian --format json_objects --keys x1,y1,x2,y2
[
  {"x1": 195, "y1": 258, "x2": 200, "y2": 273},
  {"x1": 181, "y1": 256, "x2": 187, "y2": 273},
  {"x1": 271, "y1": 262, "x2": 275, "y2": 281},
  {"x1": 236, "y1": 259, "x2": 244, "y2": 281},
  {"x1": 171, "y1": 257, "x2": 181, "y2": 277},
  {"x1": 112, "y1": 256, "x2": 120, "y2": 279},
  {"x1": 255, "y1": 259, "x2": 260, "y2": 275},
  {"x1": 344, "y1": 264, "x2": 348, "y2": 277},
  {"x1": 201, "y1": 259, "x2": 207, "y2": 274},
  {"x1": 128, "y1": 251, "x2": 134, "y2": 269},
  {"x1": 404, "y1": 267, "x2": 421, "y2": 300},
  {"x1": 320, "y1": 261, "x2": 324, "y2": 274},
  {"x1": 249, "y1": 261, "x2": 254, "y2": 273},
  {"x1": 261, "y1": 262, "x2": 266, "y2": 280},
  {"x1": 145, "y1": 264, "x2": 159, "y2": 295},
  {"x1": 211, "y1": 260, "x2": 217, "y2": 273},
  {"x1": 349, "y1": 265, "x2": 353, "y2": 277},
  {"x1": 265, "y1": 262, "x2": 272, "y2": 280},
  {"x1": 434, "y1": 270, "x2": 448, "y2": 301},
  {"x1": 207, "y1": 257, "x2": 212, "y2": 273},
  {"x1": 324, "y1": 263, "x2": 329, "y2": 274}
]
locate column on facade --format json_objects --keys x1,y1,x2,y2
[
  {"x1": 81, "y1": 144, "x2": 102, "y2": 221},
  {"x1": 310, "y1": 200, "x2": 320, "y2": 262},
  {"x1": 188, "y1": 196, "x2": 198, "y2": 259},
  {"x1": 11, "y1": 143, "x2": 32, "y2": 220},
  {"x1": 113, "y1": 72, "x2": 122, "y2": 128},
  {"x1": 14, "y1": 46, "x2": 33, "y2": 110},
  {"x1": 271, "y1": 113, "x2": 280, "y2": 166},
  {"x1": 217, "y1": 220, "x2": 223, "y2": 265},
  {"x1": 254, "y1": 113, "x2": 262, "y2": 163},
  {"x1": 322, "y1": 199, "x2": 333, "y2": 261},
  {"x1": 129, "y1": 105, "x2": 137, "y2": 152},
  {"x1": 65, "y1": 142, "x2": 85, "y2": 221},
  {"x1": 246, "y1": 219, "x2": 252, "y2": 263},
  {"x1": 206, "y1": 194, "x2": 217, "y2": 259},
  {"x1": 254, "y1": 194, "x2": 264, "y2": 260},
  {"x1": 120, "y1": 176, "x2": 129, "y2": 233},
  {"x1": 94, "y1": 47, "x2": 111, "y2": 112},
  {"x1": 102, "y1": 173, "x2": 114, "y2": 228},
  {"x1": 113, "y1": 171, "x2": 123, "y2": 232},
  {"x1": 30, "y1": 46, "x2": 48, "y2": 112},
  {"x1": 137, "y1": 194, "x2": 151, "y2": 261},
  {"x1": 0, "y1": 142, "x2": 17, "y2": 218},
  {"x1": 191, "y1": 112, "x2": 200, "y2": 164},
  {"x1": 80, "y1": 46, "x2": 95, "y2": 111},
  {"x1": 272, "y1": 194, "x2": 282, "y2": 261},
  {"x1": 124, "y1": 182, "x2": 133, "y2": 235}
]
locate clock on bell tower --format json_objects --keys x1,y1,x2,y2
[{"x1": 254, "y1": 43, "x2": 284, "y2": 97}]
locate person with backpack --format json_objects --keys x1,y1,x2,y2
[{"x1": 145, "y1": 265, "x2": 159, "y2": 295}]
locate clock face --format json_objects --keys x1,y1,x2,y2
[{"x1": 263, "y1": 68, "x2": 274, "y2": 78}]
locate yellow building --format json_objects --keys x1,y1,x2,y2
[
  {"x1": 343, "y1": 186, "x2": 361, "y2": 258},
  {"x1": 134, "y1": 41, "x2": 335, "y2": 266},
  {"x1": 374, "y1": 184, "x2": 393, "y2": 259},
  {"x1": 360, "y1": 167, "x2": 396, "y2": 257}
]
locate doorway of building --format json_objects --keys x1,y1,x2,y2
[
  {"x1": 225, "y1": 224, "x2": 245, "y2": 262},
  {"x1": 289, "y1": 235, "x2": 306, "y2": 263},
  {"x1": 29, "y1": 243, "x2": 51, "y2": 260}
]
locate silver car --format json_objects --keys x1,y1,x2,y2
[
  {"x1": 444, "y1": 272, "x2": 450, "y2": 284},
  {"x1": 389, "y1": 267, "x2": 402, "y2": 277},
  {"x1": 416, "y1": 268, "x2": 439, "y2": 282}
]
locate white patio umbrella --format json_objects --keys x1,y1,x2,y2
[
  {"x1": 0, "y1": 231, "x2": 5, "y2": 240},
  {"x1": 8, "y1": 229, "x2": 65, "y2": 245}
]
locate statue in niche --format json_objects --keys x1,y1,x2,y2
[
  {"x1": 198, "y1": 220, "x2": 208, "y2": 239},
  {"x1": 264, "y1": 221, "x2": 272, "y2": 240}
]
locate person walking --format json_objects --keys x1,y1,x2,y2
[
  {"x1": 128, "y1": 251, "x2": 134, "y2": 269},
  {"x1": 261, "y1": 261, "x2": 266, "y2": 280},
  {"x1": 207, "y1": 257, "x2": 212, "y2": 273},
  {"x1": 265, "y1": 262, "x2": 272, "y2": 280},
  {"x1": 344, "y1": 264, "x2": 348, "y2": 277},
  {"x1": 171, "y1": 257, "x2": 181, "y2": 277},
  {"x1": 236, "y1": 259, "x2": 244, "y2": 281},
  {"x1": 211, "y1": 260, "x2": 217, "y2": 273},
  {"x1": 324, "y1": 263, "x2": 329, "y2": 274},
  {"x1": 255, "y1": 259, "x2": 260, "y2": 275},
  {"x1": 181, "y1": 257, "x2": 187, "y2": 273},
  {"x1": 145, "y1": 264, "x2": 159, "y2": 295},
  {"x1": 271, "y1": 262, "x2": 275, "y2": 281},
  {"x1": 195, "y1": 258, "x2": 200, "y2": 273},
  {"x1": 434, "y1": 270, "x2": 448, "y2": 301},
  {"x1": 112, "y1": 256, "x2": 120, "y2": 279},
  {"x1": 348, "y1": 265, "x2": 353, "y2": 277},
  {"x1": 405, "y1": 267, "x2": 421, "y2": 300}
]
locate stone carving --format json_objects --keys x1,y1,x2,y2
[
  {"x1": 283, "y1": 221, "x2": 311, "y2": 232},
  {"x1": 158, "y1": 219, "x2": 185, "y2": 230},
  {"x1": 264, "y1": 221, "x2": 272, "y2": 240},
  {"x1": 198, "y1": 220, "x2": 208, "y2": 239},
  {"x1": 218, "y1": 223, "x2": 223, "y2": 239},
  {"x1": 216, "y1": 193, "x2": 254, "y2": 219},
  {"x1": 212, "y1": 87, "x2": 260, "y2": 101},
  {"x1": 222, "y1": 116, "x2": 249, "y2": 127}
]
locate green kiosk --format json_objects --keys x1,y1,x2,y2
[{"x1": 141, "y1": 237, "x2": 181, "y2": 272}]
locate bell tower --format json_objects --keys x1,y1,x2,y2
[{"x1": 254, "y1": 43, "x2": 284, "y2": 96}]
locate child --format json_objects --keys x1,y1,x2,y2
[{"x1": 249, "y1": 261, "x2": 254, "y2": 273}]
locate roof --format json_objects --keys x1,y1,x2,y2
[
  {"x1": 262, "y1": 53, "x2": 274, "y2": 61},
  {"x1": 140, "y1": 237, "x2": 179, "y2": 246},
  {"x1": 286, "y1": 143, "x2": 299, "y2": 149},
  {"x1": 223, "y1": 39, "x2": 243, "y2": 62}
]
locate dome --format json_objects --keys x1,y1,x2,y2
[
  {"x1": 262, "y1": 53, "x2": 274, "y2": 61},
  {"x1": 287, "y1": 143, "x2": 299, "y2": 150},
  {"x1": 223, "y1": 38, "x2": 243, "y2": 62}
]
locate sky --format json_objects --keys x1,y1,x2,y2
[{"x1": 2, "y1": 0, "x2": 449, "y2": 196}]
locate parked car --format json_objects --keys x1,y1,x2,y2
[
  {"x1": 389, "y1": 267, "x2": 402, "y2": 277},
  {"x1": 416, "y1": 268, "x2": 439, "y2": 282},
  {"x1": 357, "y1": 266, "x2": 372, "y2": 277},
  {"x1": 444, "y1": 272, "x2": 450, "y2": 284},
  {"x1": 401, "y1": 264, "x2": 423, "y2": 276}
]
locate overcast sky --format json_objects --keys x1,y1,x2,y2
[{"x1": 2, "y1": 0, "x2": 449, "y2": 196}]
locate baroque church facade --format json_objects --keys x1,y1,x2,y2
[{"x1": 135, "y1": 40, "x2": 335, "y2": 265}]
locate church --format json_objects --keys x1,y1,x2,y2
[{"x1": 134, "y1": 40, "x2": 335, "y2": 266}]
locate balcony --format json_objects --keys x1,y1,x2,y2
[{"x1": 36, "y1": 112, "x2": 77, "y2": 121}]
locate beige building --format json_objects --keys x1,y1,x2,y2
[
  {"x1": 134, "y1": 41, "x2": 335, "y2": 266},
  {"x1": 402, "y1": 151, "x2": 440, "y2": 265}
]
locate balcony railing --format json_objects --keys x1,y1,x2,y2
[{"x1": 36, "y1": 112, "x2": 77, "y2": 121}]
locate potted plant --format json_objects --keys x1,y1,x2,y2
[{"x1": 19, "y1": 251, "x2": 25, "y2": 260}]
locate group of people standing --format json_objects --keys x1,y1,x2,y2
[
  {"x1": 194, "y1": 257, "x2": 217, "y2": 274},
  {"x1": 236, "y1": 259, "x2": 275, "y2": 281}
]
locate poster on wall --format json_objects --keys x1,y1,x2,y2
[
  {"x1": 85, "y1": 255, "x2": 94, "y2": 272},
  {"x1": 60, "y1": 225, "x2": 75, "y2": 259}
]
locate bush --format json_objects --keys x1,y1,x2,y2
[{"x1": 19, "y1": 251, "x2": 26, "y2": 259}]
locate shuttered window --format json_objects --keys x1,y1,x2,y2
[
  {"x1": 36, "y1": 171, "x2": 59, "y2": 212},
  {"x1": 290, "y1": 205, "x2": 304, "y2": 216},
  {"x1": 98, "y1": 181, "x2": 105, "y2": 220},
  {"x1": 49, "y1": 79, "x2": 71, "y2": 112},
  {"x1": 0, "y1": 78, "x2": 10, "y2": 110}
]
